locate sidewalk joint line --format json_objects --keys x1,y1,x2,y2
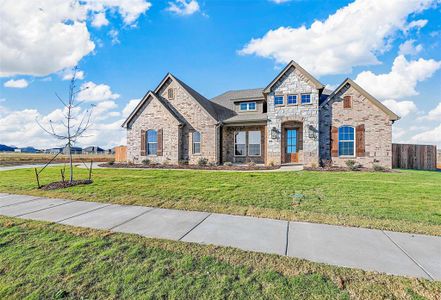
[
  {"x1": 0, "y1": 196, "x2": 46, "y2": 208},
  {"x1": 15, "y1": 200, "x2": 76, "y2": 218},
  {"x1": 285, "y1": 221, "x2": 290, "y2": 256},
  {"x1": 55, "y1": 203, "x2": 114, "y2": 223},
  {"x1": 381, "y1": 230, "x2": 434, "y2": 281},
  {"x1": 178, "y1": 213, "x2": 212, "y2": 241},
  {"x1": 109, "y1": 207, "x2": 156, "y2": 231}
]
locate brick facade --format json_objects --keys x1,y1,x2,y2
[
  {"x1": 222, "y1": 125, "x2": 266, "y2": 164},
  {"x1": 319, "y1": 84, "x2": 393, "y2": 168}
]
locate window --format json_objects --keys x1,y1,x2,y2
[
  {"x1": 147, "y1": 130, "x2": 158, "y2": 155},
  {"x1": 192, "y1": 131, "x2": 201, "y2": 154},
  {"x1": 234, "y1": 131, "x2": 246, "y2": 156},
  {"x1": 274, "y1": 95, "x2": 284, "y2": 105},
  {"x1": 248, "y1": 131, "x2": 261, "y2": 156},
  {"x1": 343, "y1": 95, "x2": 352, "y2": 108},
  {"x1": 239, "y1": 102, "x2": 256, "y2": 111},
  {"x1": 287, "y1": 94, "x2": 297, "y2": 105},
  {"x1": 301, "y1": 94, "x2": 311, "y2": 104},
  {"x1": 168, "y1": 88, "x2": 174, "y2": 100},
  {"x1": 338, "y1": 126, "x2": 355, "y2": 156}
]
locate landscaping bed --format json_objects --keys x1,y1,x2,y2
[
  {"x1": 100, "y1": 162, "x2": 280, "y2": 171},
  {"x1": 40, "y1": 179, "x2": 93, "y2": 190}
]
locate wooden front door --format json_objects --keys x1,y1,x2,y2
[{"x1": 284, "y1": 129, "x2": 298, "y2": 163}]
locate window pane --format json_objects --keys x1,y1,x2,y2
[
  {"x1": 274, "y1": 96, "x2": 283, "y2": 105},
  {"x1": 193, "y1": 143, "x2": 200, "y2": 154},
  {"x1": 339, "y1": 141, "x2": 354, "y2": 156},
  {"x1": 235, "y1": 131, "x2": 246, "y2": 144},
  {"x1": 301, "y1": 94, "x2": 311, "y2": 104},
  {"x1": 147, "y1": 143, "x2": 157, "y2": 155},
  {"x1": 240, "y1": 103, "x2": 248, "y2": 111},
  {"x1": 248, "y1": 102, "x2": 256, "y2": 110},
  {"x1": 287, "y1": 95, "x2": 297, "y2": 104},
  {"x1": 235, "y1": 144, "x2": 246, "y2": 156},
  {"x1": 248, "y1": 131, "x2": 261, "y2": 144},
  {"x1": 249, "y1": 144, "x2": 260, "y2": 156},
  {"x1": 147, "y1": 130, "x2": 157, "y2": 143},
  {"x1": 193, "y1": 131, "x2": 201, "y2": 143},
  {"x1": 338, "y1": 126, "x2": 354, "y2": 141}
]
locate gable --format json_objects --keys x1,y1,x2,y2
[
  {"x1": 264, "y1": 60, "x2": 324, "y2": 94},
  {"x1": 122, "y1": 91, "x2": 184, "y2": 128},
  {"x1": 322, "y1": 78, "x2": 400, "y2": 121}
]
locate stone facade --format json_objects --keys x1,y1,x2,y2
[
  {"x1": 319, "y1": 84, "x2": 393, "y2": 168},
  {"x1": 126, "y1": 96, "x2": 181, "y2": 164},
  {"x1": 266, "y1": 67, "x2": 320, "y2": 167},
  {"x1": 222, "y1": 125, "x2": 266, "y2": 164}
]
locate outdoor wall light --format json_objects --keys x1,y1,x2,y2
[
  {"x1": 308, "y1": 125, "x2": 318, "y2": 140},
  {"x1": 271, "y1": 127, "x2": 280, "y2": 140}
]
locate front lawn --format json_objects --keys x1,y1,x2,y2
[
  {"x1": 1, "y1": 216, "x2": 440, "y2": 299},
  {"x1": 0, "y1": 167, "x2": 440, "y2": 235}
]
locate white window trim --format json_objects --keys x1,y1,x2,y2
[
  {"x1": 274, "y1": 95, "x2": 284, "y2": 106},
  {"x1": 192, "y1": 131, "x2": 201, "y2": 155},
  {"x1": 301, "y1": 93, "x2": 312, "y2": 105},
  {"x1": 239, "y1": 102, "x2": 257, "y2": 112},
  {"x1": 338, "y1": 125, "x2": 356, "y2": 158},
  {"x1": 234, "y1": 131, "x2": 247, "y2": 157},
  {"x1": 287, "y1": 94, "x2": 298, "y2": 105},
  {"x1": 248, "y1": 131, "x2": 262, "y2": 157}
]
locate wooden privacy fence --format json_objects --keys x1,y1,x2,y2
[
  {"x1": 392, "y1": 143, "x2": 437, "y2": 170},
  {"x1": 114, "y1": 146, "x2": 127, "y2": 163}
]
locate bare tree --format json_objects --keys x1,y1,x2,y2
[{"x1": 37, "y1": 67, "x2": 94, "y2": 182}]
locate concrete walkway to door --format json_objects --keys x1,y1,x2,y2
[{"x1": 0, "y1": 193, "x2": 439, "y2": 281}]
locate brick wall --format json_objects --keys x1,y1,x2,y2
[
  {"x1": 222, "y1": 125, "x2": 266, "y2": 164},
  {"x1": 319, "y1": 84, "x2": 393, "y2": 168}
]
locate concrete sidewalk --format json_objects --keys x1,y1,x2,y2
[{"x1": 0, "y1": 193, "x2": 439, "y2": 280}]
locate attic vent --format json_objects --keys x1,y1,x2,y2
[
  {"x1": 168, "y1": 88, "x2": 174, "y2": 100},
  {"x1": 343, "y1": 95, "x2": 352, "y2": 108}
]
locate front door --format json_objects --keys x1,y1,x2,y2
[{"x1": 284, "y1": 129, "x2": 298, "y2": 163}]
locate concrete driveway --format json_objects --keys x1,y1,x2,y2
[{"x1": 0, "y1": 193, "x2": 439, "y2": 280}]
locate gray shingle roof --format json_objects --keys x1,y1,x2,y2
[{"x1": 222, "y1": 113, "x2": 268, "y2": 124}]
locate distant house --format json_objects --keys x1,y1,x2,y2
[
  {"x1": 15, "y1": 147, "x2": 39, "y2": 153},
  {"x1": 0, "y1": 144, "x2": 16, "y2": 152},
  {"x1": 44, "y1": 147, "x2": 63, "y2": 154},
  {"x1": 63, "y1": 146, "x2": 83, "y2": 154},
  {"x1": 83, "y1": 146, "x2": 105, "y2": 154}
]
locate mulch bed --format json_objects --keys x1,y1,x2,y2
[
  {"x1": 40, "y1": 180, "x2": 93, "y2": 190},
  {"x1": 304, "y1": 166, "x2": 398, "y2": 173},
  {"x1": 99, "y1": 163, "x2": 280, "y2": 171}
]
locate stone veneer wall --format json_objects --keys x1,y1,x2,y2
[
  {"x1": 127, "y1": 96, "x2": 181, "y2": 164},
  {"x1": 222, "y1": 125, "x2": 266, "y2": 164},
  {"x1": 266, "y1": 67, "x2": 320, "y2": 166},
  {"x1": 319, "y1": 84, "x2": 393, "y2": 168},
  {"x1": 157, "y1": 79, "x2": 218, "y2": 164}
]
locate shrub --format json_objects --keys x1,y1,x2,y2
[
  {"x1": 345, "y1": 160, "x2": 361, "y2": 171},
  {"x1": 197, "y1": 157, "x2": 208, "y2": 166},
  {"x1": 247, "y1": 161, "x2": 256, "y2": 167},
  {"x1": 108, "y1": 160, "x2": 114, "y2": 165},
  {"x1": 179, "y1": 160, "x2": 189, "y2": 165},
  {"x1": 223, "y1": 162, "x2": 233, "y2": 167},
  {"x1": 269, "y1": 161, "x2": 275, "y2": 167},
  {"x1": 208, "y1": 162, "x2": 217, "y2": 167},
  {"x1": 372, "y1": 164, "x2": 385, "y2": 172},
  {"x1": 142, "y1": 159, "x2": 150, "y2": 165}
]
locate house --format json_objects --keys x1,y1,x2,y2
[
  {"x1": 63, "y1": 145, "x2": 83, "y2": 155},
  {"x1": 44, "y1": 147, "x2": 63, "y2": 154},
  {"x1": 14, "y1": 147, "x2": 39, "y2": 153},
  {"x1": 122, "y1": 61, "x2": 399, "y2": 168},
  {"x1": 83, "y1": 146, "x2": 105, "y2": 154}
]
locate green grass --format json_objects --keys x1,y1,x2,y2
[
  {"x1": 1, "y1": 216, "x2": 440, "y2": 299},
  {"x1": 0, "y1": 167, "x2": 440, "y2": 235}
]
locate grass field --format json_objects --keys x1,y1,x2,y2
[
  {"x1": 0, "y1": 152, "x2": 113, "y2": 166},
  {"x1": 1, "y1": 216, "x2": 440, "y2": 299},
  {"x1": 0, "y1": 166, "x2": 440, "y2": 235}
]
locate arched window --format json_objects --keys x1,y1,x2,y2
[
  {"x1": 338, "y1": 126, "x2": 355, "y2": 156},
  {"x1": 147, "y1": 130, "x2": 157, "y2": 155},
  {"x1": 192, "y1": 131, "x2": 201, "y2": 154}
]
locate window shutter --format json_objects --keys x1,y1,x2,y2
[
  {"x1": 140, "y1": 130, "x2": 146, "y2": 156},
  {"x1": 331, "y1": 126, "x2": 338, "y2": 157},
  {"x1": 157, "y1": 129, "x2": 163, "y2": 156},
  {"x1": 343, "y1": 96, "x2": 352, "y2": 108},
  {"x1": 356, "y1": 124, "x2": 365, "y2": 157},
  {"x1": 298, "y1": 128, "x2": 303, "y2": 151}
]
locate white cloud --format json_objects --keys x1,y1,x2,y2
[
  {"x1": 108, "y1": 30, "x2": 120, "y2": 45},
  {"x1": 382, "y1": 99, "x2": 417, "y2": 118},
  {"x1": 4, "y1": 79, "x2": 29, "y2": 88},
  {"x1": 77, "y1": 81, "x2": 120, "y2": 102},
  {"x1": 239, "y1": 0, "x2": 438, "y2": 76},
  {"x1": 399, "y1": 40, "x2": 423, "y2": 56},
  {"x1": 405, "y1": 19, "x2": 428, "y2": 32},
  {"x1": 122, "y1": 99, "x2": 141, "y2": 117},
  {"x1": 0, "y1": 0, "x2": 151, "y2": 77},
  {"x1": 355, "y1": 55, "x2": 441, "y2": 99},
  {"x1": 419, "y1": 102, "x2": 441, "y2": 120},
  {"x1": 167, "y1": 0, "x2": 200, "y2": 16},
  {"x1": 61, "y1": 70, "x2": 85, "y2": 81},
  {"x1": 411, "y1": 123, "x2": 441, "y2": 146},
  {"x1": 270, "y1": 0, "x2": 291, "y2": 3},
  {"x1": 92, "y1": 12, "x2": 109, "y2": 28}
]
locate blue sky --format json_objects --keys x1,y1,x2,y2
[{"x1": 0, "y1": 0, "x2": 440, "y2": 148}]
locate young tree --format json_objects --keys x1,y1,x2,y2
[{"x1": 37, "y1": 67, "x2": 94, "y2": 182}]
